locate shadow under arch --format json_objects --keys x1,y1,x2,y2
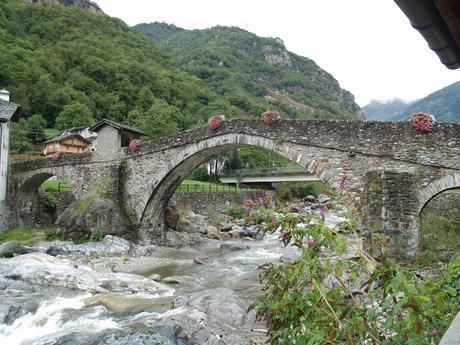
[
  {"x1": 417, "y1": 173, "x2": 460, "y2": 215},
  {"x1": 15, "y1": 171, "x2": 76, "y2": 226},
  {"x1": 138, "y1": 133, "x2": 346, "y2": 244}
]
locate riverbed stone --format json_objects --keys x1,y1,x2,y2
[
  {"x1": 0, "y1": 241, "x2": 29, "y2": 258},
  {"x1": 172, "y1": 288, "x2": 251, "y2": 327},
  {"x1": 56, "y1": 197, "x2": 132, "y2": 241},
  {"x1": 220, "y1": 243, "x2": 250, "y2": 251},
  {"x1": 0, "y1": 253, "x2": 175, "y2": 296}
]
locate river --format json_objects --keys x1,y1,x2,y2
[{"x1": 0, "y1": 203, "x2": 348, "y2": 345}]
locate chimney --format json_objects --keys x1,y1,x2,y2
[{"x1": 0, "y1": 89, "x2": 10, "y2": 102}]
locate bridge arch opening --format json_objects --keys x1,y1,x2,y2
[
  {"x1": 137, "y1": 133, "x2": 349, "y2": 244},
  {"x1": 16, "y1": 173, "x2": 75, "y2": 227},
  {"x1": 417, "y1": 174, "x2": 460, "y2": 264}
]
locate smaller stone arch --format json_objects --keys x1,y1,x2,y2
[
  {"x1": 417, "y1": 173, "x2": 460, "y2": 214},
  {"x1": 14, "y1": 170, "x2": 78, "y2": 226}
]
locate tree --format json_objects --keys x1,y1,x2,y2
[
  {"x1": 10, "y1": 120, "x2": 34, "y2": 154},
  {"x1": 55, "y1": 103, "x2": 95, "y2": 130},
  {"x1": 131, "y1": 98, "x2": 181, "y2": 139},
  {"x1": 25, "y1": 114, "x2": 47, "y2": 144}
]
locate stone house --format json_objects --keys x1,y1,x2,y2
[
  {"x1": 42, "y1": 133, "x2": 91, "y2": 156},
  {"x1": 89, "y1": 119, "x2": 145, "y2": 153},
  {"x1": 0, "y1": 89, "x2": 21, "y2": 201}
]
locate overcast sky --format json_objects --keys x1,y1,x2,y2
[{"x1": 95, "y1": 0, "x2": 459, "y2": 107}]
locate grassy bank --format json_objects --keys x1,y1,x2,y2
[{"x1": 0, "y1": 227, "x2": 58, "y2": 245}]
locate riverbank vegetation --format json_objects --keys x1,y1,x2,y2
[{"x1": 246, "y1": 202, "x2": 460, "y2": 344}]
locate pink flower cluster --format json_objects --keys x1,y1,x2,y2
[
  {"x1": 261, "y1": 111, "x2": 280, "y2": 125},
  {"x1": 208, "y1": 115, "x2": 223, "y2": 130},
  {"x1": 52, "y1": 153, "x2": 60, "y2": 161},
  {"x1": 409, "y1": 112, "x2": 435, "y2": 133},
  {"x1": 129, "y1": 139, "x2": 142, "y2": 153}
]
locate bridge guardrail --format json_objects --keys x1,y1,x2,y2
[
  {"x1": 218, "y1": 166, "x2": 309, "y2": 178},
  {"x1": 176, "y1": 183, "x2": 257, "y2": 193}
]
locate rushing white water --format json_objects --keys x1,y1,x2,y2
[{"x1": 0, "y1": 294, "x2": 118, "y2": 345}]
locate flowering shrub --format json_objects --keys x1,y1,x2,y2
[
  {"x1": 410, "y1": 112, "x2": 436, "y2": 132},
  {"x1": 129, "y1": 139, "x2": 142, "y2": 153},
  {"x1": 52, "y1": 153, "x2": 60, "y2": 161},
  {"x1": 244, "y1": 201, "x2": 459, "y2": 344},
  {"x1": 261, "y1": 111, "x2": 280, "y2": 125},
  {"x1": 208, "y1": 115, "x2": 223, "y2": 130}
]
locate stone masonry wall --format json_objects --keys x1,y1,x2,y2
[
  {"x1": 362, "y1": 171, "x2": 419, "y2": 259},
  {"x1": 9, "y1": 119, "x2": 460, "y2": 255},
  {"x1": 170, "y1": 191, "x2": 274, "y2": 214}
]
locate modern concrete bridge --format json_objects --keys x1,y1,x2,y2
[
  {"x1": 218, "y1": 167, "x2": 320, "y2": 184},
  {"x1": 7, "y1": 119, "x2": 460, "y2": 258}
]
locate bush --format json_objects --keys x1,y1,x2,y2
[
  {"x1": 275, "y1": 181, "x2": 324, "y2": 202},
  {"x1": 245, "y1": 203, "x2": 459, "y2": 344},
  {"x1": 90, "y1": 228, "x2": 105, "y2": 242},
  {"x1": 190, "y1": 167, "x2": 210, "y2": 182}
]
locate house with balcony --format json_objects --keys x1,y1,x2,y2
[{"x1": 42, "y1": 133, "x2": 91, "y2": 156}]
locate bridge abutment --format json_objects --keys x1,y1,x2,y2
[{"x1": 363, "y1": 171, "x2": 419, "y2": 259}]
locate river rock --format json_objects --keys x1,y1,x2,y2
[
  {"x1": 45, "y1": 235, "x2": 131, "y2": 257},
  {"x1": 193, "y1": 254, "x2": 210, "y2": 264},
  {"x1": 90, "y1": 329, "x2": 174, "y2": 345},
  {"x1": 164, "y1": 275, "x2": 198, "y2": 285},
  {"x1": 162, "y1": 230, "x2": 204, "y2": 248},
  {"x1": 149, "y1": 273, "x2": 162, "y2": 281},
  {"x1": 0, "y1": 253, "x2": 175, "y2": 296},
  {"x1": 0, "y1": 241, "x2": 29, "y2": 258},
  {"x1": 56, "y1": 197, "x2": 131, "y2": 240},
  {"x1": 147, "y1": 288, "x2": 264, "y2": 345},
  {"x1": 318, "y1": 194, "x2": 331, "y2": 204},
  {"x1": 172, "y1": 288, "x2": 251, "y2": 327},
  {"x1": 206, "y1": 226, "x2": 223, "y2": 240},
  {"x1": 84, "y1": 293, "x2": 161, "y2": 315},
  {"x1": 164, "y1": 205, "x2": 180, "y2": 230},
  {"x1": 303, "y1": 195, "x2": 318, "y2": 203},
  {"x1": 52, "y1": 330, "x2": 174, "y2": 345},
  {"x1": 220, "y1": 243, "x2": 249, "y2": 251}
]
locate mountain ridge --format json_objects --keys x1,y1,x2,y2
[
  {"x1": 22, "y1": 0, "x2": 103, "y2": 13},
  {"x1": 134, "y1": 22, "x2": 364, "y2": 120},
  {"x1": 363, "y1": 81, "x2": 460, "y2": 123}
]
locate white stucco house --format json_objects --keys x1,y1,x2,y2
[{"x1": 0, "y1": 89, "x2": 21, "y2": 201}]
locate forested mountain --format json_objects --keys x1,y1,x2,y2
[
  {"x1": 134, "y1": 22, "x2": 363, "y2": 120},
  {"x1": 1, "y1": 0, "x2": 364, "y2": 154},
  {"x1": 363, "y1": 82, "x2": 460, "y2": 123},
  {"x1": 23, "y1": 0, "x2": 102, "y2": 13},
  {"x1": 0, "y1": 0, "x2": 240, "y2": 145}
]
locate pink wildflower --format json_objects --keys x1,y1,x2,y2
[
  {"x1": 208, "y1": 116, "x2": 223, "y2": 130},
  {"x1": 409, "y1": 112, "x2": 435, "y2": 133},
  {"x1": 129, "y1": 139, "x2": 142, "y2": 153},
  {"x1": 261, "y1": 111, "x2": 280, "y2": 125}
]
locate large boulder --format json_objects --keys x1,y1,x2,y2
[
  {"x1": 0, "y1": 253, "x2": 175, "y2": 296},
  {"x1": 56, "y1": 197, "x2": 132, "y2": 241},
  {"x1": 0, "y1": 241, "x2": 29, "y2": 258},
  {"x1": 164, "y1": 205, "x2": 180, "y2": 230},
  {"x1": 147, "y1": 288, "x2": 265, "y2": 345}
]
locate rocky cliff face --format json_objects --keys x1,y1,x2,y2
[{"x1": 23, "y1": 0, "x2": 103, "y2": 13}]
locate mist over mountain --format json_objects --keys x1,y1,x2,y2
[{"x1": 363, "y1": 81, "x2": 460, "y2": 123}]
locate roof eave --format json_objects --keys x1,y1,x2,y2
[{"x1": 394, "y1": 0, "x2": 460, "y2": 69}]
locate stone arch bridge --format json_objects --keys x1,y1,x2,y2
[{"x1": 9, "y1": 119, "x2": 460, "y2": 258}]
